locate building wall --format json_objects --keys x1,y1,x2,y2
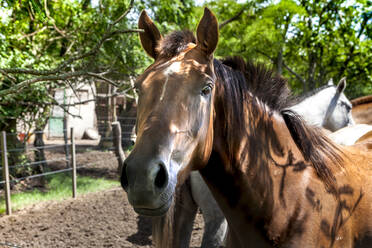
[{"x1": 47, "y1": 83, "x2": 97, "y2": 139}]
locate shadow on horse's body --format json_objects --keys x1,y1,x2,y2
[
  {"x1": 121, "y1": 8, "x2": 372, "y2": 248},
  {"x1": 164, "y1": 77, "x2": 357, "y2": 247}
]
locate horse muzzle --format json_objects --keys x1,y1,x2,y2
[{"x1": 121, "y1": 155, "x2": 175, "y2": 216}]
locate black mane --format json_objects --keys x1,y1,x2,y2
[
  {"x1": 213, "y1": 56, "x2": 343, "y2": 193},
  {"x1": 221, "y1": 56, "x2": 291, "y2": 111}
]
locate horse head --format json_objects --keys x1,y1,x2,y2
[
  {"x1": 322, "y1": 77, "x2": 354, "y2": 131},
  {"x1": 121, "y1": 8, "x2": 218, "y2": 216},
  {"x1": 290, "y1": 77, "x2": 354, "y2": 132}
]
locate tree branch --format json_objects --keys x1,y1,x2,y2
[
  {"x1": 0, "y1": 29, "x2": 142, "y2": 77},
  {"x1": 257, "y1": 49, "x2": 307, "y2": 86},
  {"x1": 0, "y1": 0, "x2": 139, "y2": 96},
  {"x1": 44, "y1": 0, "x2": 67, "y2": 37},
  {"x1": 256, "y1": 49, "x2": 274, "y2": 61},
  {"x1": 87, "y1": 72, "x2": 120, "y2": 87},
  {"x1": 337, "y1": 14, "x2": 369, "y2": 78},
  {"x1": 0, "y1": 71, "x2": 87, "y2": 98},
  {"x1": 219, "y1": 7, "x2": 246, "y2": 29},
  {"x1": 282, "y1": 61, "x2": 307, "y2": 86},
  {"x1": 18, "y1": 26, "x2": 47, "y2": 40},
  {"x1": 111, "y1": 0, "x2": 134, "y2": 27}
]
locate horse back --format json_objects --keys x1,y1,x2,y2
[{"x1": 352, "y1": 99, "x2": 372, "y2": 125}]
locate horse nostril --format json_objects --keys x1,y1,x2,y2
[
  {"x1": 154, "y1": 163, "x2": 168, "y2": 189},
  {"x1": 121, "y1": 162, "x2": 129, "y2": 190}
]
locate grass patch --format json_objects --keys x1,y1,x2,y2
[{"x1": 0, "y1": 173, "x2": 119, "y2": 214}]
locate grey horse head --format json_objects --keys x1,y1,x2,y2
[{"x1": 289, "y1": 78, "x2": 354, "y2": 132}]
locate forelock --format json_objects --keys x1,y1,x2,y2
[{"x1": 156, "y1": 30, "x2": 196, "y2": 59}]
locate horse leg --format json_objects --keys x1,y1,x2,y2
[
  {"x1": 190, "y1": 171, "x2": 228, "y2": 248},
  {"x1": 226, "y1": 229, "x2": 244, "y2": 248},
  {"x1": 173, "y1": 176, "x2": 198, "y2": 247},
  {"x1": 152, "y1": 176, "x2": 198, "y2": 248}
]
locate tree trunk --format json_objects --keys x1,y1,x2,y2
[
  {"x1": 33, "y1": 130, "x2": 47, "y2": 185},
  {"x1": 307, "y1": 56, "x2": 317, "y2": 91},
  {"x1": 276, "y1": 49, "x2": 283, "y2": 75},
  {"x1": 112, "y1": 122, "x2": 125, "y2": 173}
]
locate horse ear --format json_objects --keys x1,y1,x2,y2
[
  {"x1": 138, "y1": 10, "x2": 162, "y2": 59},
  {"x1": 327, "y1": 78, "x2": 334, "y2": 86},
  {"x1": 336, "y1": 77, "x2": 347, "y2": 94},
  {"x1": 196, "y1": 8, "x2": 219, "y2": 57}
]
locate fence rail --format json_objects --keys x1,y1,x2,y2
[{"x1": 0, "y1": 124, "x2": 129, "y2": 215}]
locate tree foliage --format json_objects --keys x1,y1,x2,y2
[
  {"x1": 207, "y1": 0, "x2": 371, "y2": 97},
  {"x1": 0, "y1": 0, "x2": 371, "y2": 134},
  {"x1": 0, "y1": 0, "x2": 143, "y2": 131}
]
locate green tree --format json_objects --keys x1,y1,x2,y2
[
  {"x1": 0, "y1": 0, "x2": 145, "y2": 133},
  {"x1": 207, "y1": 0, "x2": 371, "y2": 97},
  {"x1": 0, "y1": 0, "x2": 147, "y2": 178}
]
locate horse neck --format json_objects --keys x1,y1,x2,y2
[{"x1": 201, "y1": 93, "x2": 307, "y2": 240}]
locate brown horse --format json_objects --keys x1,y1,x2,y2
[
  {"x1": 352, "y1": 95, "x2": 372, "y2": 125},
  {"x1": 121, "y1": 8, "x2": 372, "y2": 247}
]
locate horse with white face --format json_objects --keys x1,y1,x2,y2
[{"x1": 289, "y1": 78, "x2": 354, "y2": 132}]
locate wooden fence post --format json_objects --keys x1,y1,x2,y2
[
  {"x1": 1, "y1": 131, "x2": 12, "y2": 215},
  {"x1": 70, "y1": 127, "x2": 77, "y2": 198},
  {"x1": 112, "y1": 122, "x2": 125, "y2": 173}
]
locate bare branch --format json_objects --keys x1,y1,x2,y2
[
  {"x1": 256, "y1": 49, "x2": 307, "y2": 85},
  {"x1": 219, "y1": 7, "x2": 247, "y2": 29},
  {"x1": 256, "y1": 49, "x2": 274, "y2": 61},
  {"x1": 9, "y1": 91, "x2": 123, "y2": 107},
  {"x1": 0, "y1": 71, "x2": 87, "y2": 98},
  {"x1": 0, "y1": 69, "x2": 18, "y2": 83},
  {"x1": 18, "y1": 26, "x2": 47, "y2": 40},
  {"x1": 282, "y1": 61, "x2": 306, "y2": 86},
  {"x1": 109, "y1": 28, "x2": 144, "y2": 36},
  {"x1": 89, "y1": 81, "x2": 97, "y2": 99},
  {"x1": 44, "y1": 0, "x2": 66, "y2": 37},
  {"x1": 46, "y1": 94, "x2": 82, "y2": 119},
  {"x1": 87, "y1": 72, "x2": 120, "y2": 87},
  {"x1": 64, "y1": 40, "x2": 76, "y2": 55},
  {"x1": 111, "y1": 0, "x2": 135, "y2": 27},
  {"x1": 66, "y1": 80, "x2": 80, "y2": 102}
]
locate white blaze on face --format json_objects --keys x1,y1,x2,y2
[
  {"x1": 160, "y1": 61, "x2": 183, "y2": 101},
  {"x1": 159, "y1": 76, "x2": 168, "y2": 101},
  {"x1": 164, "y1": 61, "x2": 182, "y2": 76}
]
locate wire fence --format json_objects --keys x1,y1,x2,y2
[{"x1": 0, "y1": 123, "x2": 134, "y2": 215}]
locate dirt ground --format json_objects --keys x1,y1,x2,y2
[{"x1": 0, "y1": 144, "x2": 205, "y2": 248}]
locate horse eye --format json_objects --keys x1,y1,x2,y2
[
  {"x1": 340, "y1": 101, "x2": 351, "y2": 111},
  {"x1": 201, "y1": 84, "x2": 213, "y2": 96},
  {"x1": 345, "y1": 104, "x2": 351, "y2": 112}
]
